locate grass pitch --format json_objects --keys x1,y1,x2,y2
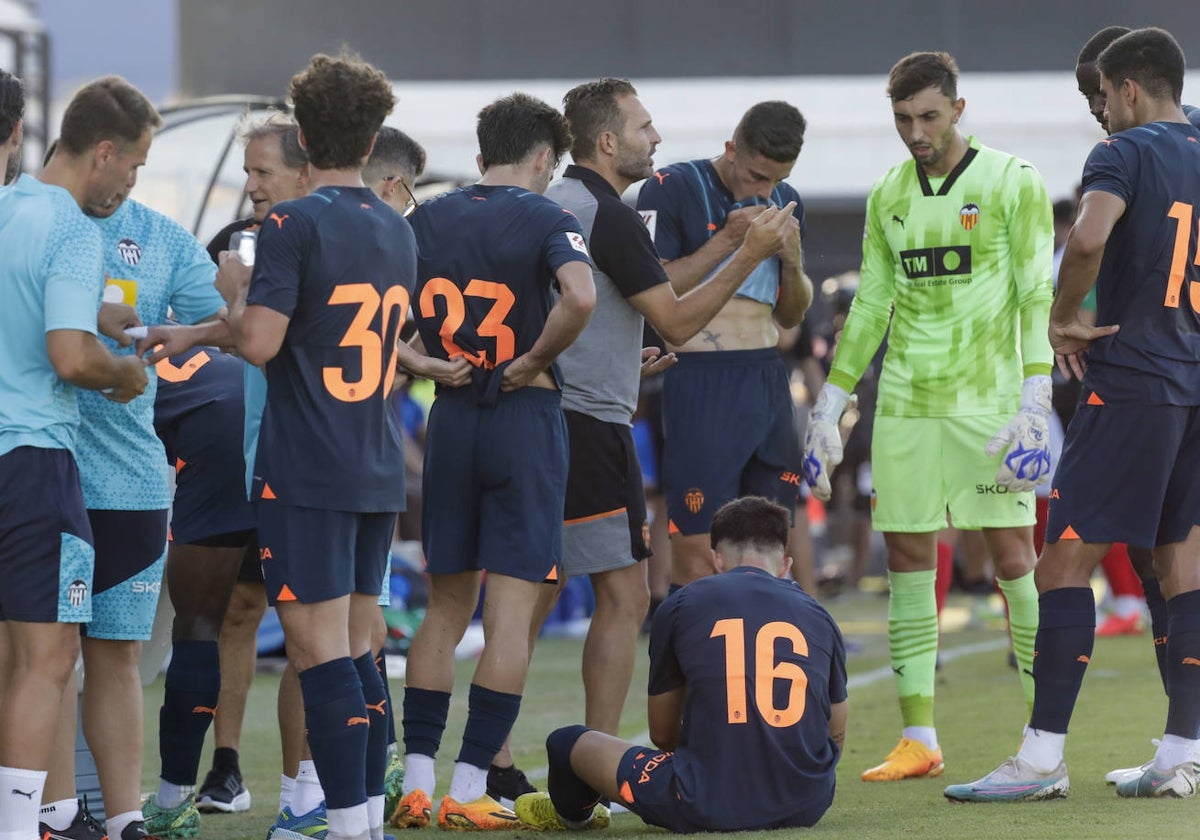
[{"x1": 142, "y1": 591, "x2": 1198, "y2": 838}]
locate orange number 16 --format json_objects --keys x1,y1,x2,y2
[
  {"x1": 323, "y1": 282, "x2": 410, "y2": 402},
  {"x1": 1164, "y1": 201, "x2": 1200, "y2": 311},
  {"x1": 710, "y1": 618, "x2": 809, "y2": 728}
]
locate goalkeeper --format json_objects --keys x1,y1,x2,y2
[{"x1": 803, "y1": 50, "x2": 1053, "y2": 783}]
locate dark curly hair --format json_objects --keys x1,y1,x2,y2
[
  {"x1": 476, "y1": 92, "x2": 571, "y2": 169},
  {"x1": 289, "y1": 52, "x2": 396, "y2": 170},
  {"x1": 1099, "y1": 27, "x2": 1185, "y2": 105},
  {"x1": 710, "y1": 496, "x2": 790, "y2": 555}
]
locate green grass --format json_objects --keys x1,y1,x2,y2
[{"x1": 142, "y1": 592, "x2": 1198, "y2": 839}]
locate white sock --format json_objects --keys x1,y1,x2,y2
[
  {"x1": 1018, "y1": 726, "x2": 1066, "y2": 772},
  {"x1": 1155, "y1": 734, "x2": 1195, "y2": 771},
  {"x1": 279, "y1": 774, "x2": 296, "y2": 812},
  {"x1": 367, "y1": 793, "x2": 384, "y2": 830},
  {"x1": 0, "y1": 766, "x2": 46, "y2": 837},
  {"x1": 902, "y1": 726, "x2": 938, "y2": 751},
  {"x1": 327, "y1": 802, "x2": 370, "y2": 839},
  {"x1": 291, "y1": 761, "x2": 325, "y2": 816},
  {"x1": 402, "y1": 753, "x2": 435, "y2": 796},
  {"x1": 447, "y1": 762, "x2": 488, "y2": 803},
  {"x1": 107, "y1": 809, "x2": 145, "y2": 840},
  {"x1": 39, "y1": 797, "x2": 78, "y2": 832},
  {"x1": 156, "y1": 780, "x2": 194, "y2": 809}
]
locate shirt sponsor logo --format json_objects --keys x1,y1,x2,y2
[
  {"x1": 132, "y1": 580, "x2": 162, "y2": 594},
  {"x1": 117, "y1": 238, "x2": 142, "y2": 266},
  {"x1": 899, "y1": 245, "x2": 972, "y2": 279},
  {"x1": 566, "y1": 231, "x2": 590, "y2": 256}
]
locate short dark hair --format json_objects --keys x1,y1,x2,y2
[
  {"x1": 0, "y1": 69, "x2": 24, "y2": 143},
  {"x1": 733, "y1": 101, "x2": 806, "y2": 162},
  {"x1": 240, "y1": 113, "x2": 307, "y2": 170},
  {"x1": 362, "y1": 126, "x2": 427, "y2": 184},
  {"x1": 1077, "y1": 26, "x2": 1131, "y2": 66},
  {"x1": 1098, "y1": 27, "x2": 1185, "y2": 105},
  {"x1": 709, "y1": 496, "x2": 790, "y2": 556},
  {"x1": 888, "y1": 51, "x2": 959, "y2": 103},
  {"x1": 476, "y1": 92, "x2": 571, "y2": 169},
  {"x1": 58, "y1": 76, "x2": 161, "y2": 156},
  {"x1": 562, "y1": 78, "x2": 638, "y2": 161},
  {"x1": 289, "y1": 52, "x2": 396, "y2": 170}
]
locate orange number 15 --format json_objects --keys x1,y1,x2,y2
[{"x1": 1164, "y1": 201, "x2": 1200, "y2": 311}]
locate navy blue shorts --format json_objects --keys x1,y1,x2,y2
[
  {"x1": 86, "y1": 508, "x2": 168, "y2": 640},
  {"x1": 1047, "y1": 397, "x2": 1200, "y2": 547},
  {"x1": 0, "y1": 447, "x2": 94, "y2": 623},
  {"x1": 661, "y1": 349, "x2": 801, "y2": 535},
  {"x1": 256, "y1": 504, "x2": 394, "y2": 605},
  {"x1": 422, "y1": 386, "x2": 567, "y2": 582},
  {"x1": 159, "y1": 395, "x2": 255, "y2": 546}
]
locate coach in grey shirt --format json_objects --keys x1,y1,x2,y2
[{"x1": 543, "y1": 78, "x2": 793, "y2": 736}]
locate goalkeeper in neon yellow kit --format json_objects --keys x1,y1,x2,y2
[{"x1": 804, "y1": 51, "x2": 1053, "y2": 782}]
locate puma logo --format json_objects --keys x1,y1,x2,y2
[
  {"x1": 653, "y1": 171, "x2": 669, "y2": 185},
  {"x1": 892, "y1": 665, "x2": 905, "y2": 676},
  {"x1": 11, "y1": 789, "x2": 34, "y2": 799},
  {"x1": 1181, "y1": 657, "x2": 1200, "y2": 666},
  {"x1": 1076, "y1": 654, "x2": 1090, "y2": 664},
  {"x1": 892, "y1": 214, "x2": 906, "y2": 228},
  {"x1": 1017, "y1": 500, "x2": 1030, "y2": 511},
  {"x1": 192, "y1": 705, "x2": 217, "y2": 717},
  {"x1": 346, "y1": 716, "x2": 370, "y2": 727},
  {"x1": 268, "y1": 212, "x2": 289, "y2": 229},
  {"x1": 366, "y1": 700, "x2": 387, "y2": 715}
]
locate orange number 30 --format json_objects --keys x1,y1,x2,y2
[
  {"x1": 323, "y1": 282, "x2": 409, "y2": 402},
  {"x1": 1164, "y1": 201, "x2": 1200, "y2": 311},
  {"x1": 418, "y1": 277, "x2": 516, "y2": 370},
  {"x1": 710, "y1": 618, "x2": 809, "y2": 728}
]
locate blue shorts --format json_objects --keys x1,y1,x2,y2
[
  {"x1": 159, "y1": 396, "x2": 255, "y2": 546},
  {"x1": 422, "y1": 387, "x2": 567, "y2": 582},
  {"x1": 0, "y1": 447, "x2": 94, "y2": 624},
  {"x1": 1048, "y1": 397, "x2": 1200, "y2": 547},
  {"x1": 256, "y1": 504, "x2": 394, "y2": 605},
  {"x1": 661, "y1": 350, "x2": 801, "y2": 535},
  {"x1": 86, "y1": 509, "x2": 168, "y2": 640}
]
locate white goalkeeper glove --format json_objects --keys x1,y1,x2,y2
[
  {"x1": 803, "y1": 383, "x2": 852, "y2": 502},
  {"x1": 985, "y1": 375, "x2": 1053, "y2": 492}
]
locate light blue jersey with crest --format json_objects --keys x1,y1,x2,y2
[
  {"x1": 75, "y1": 199, "x2": 224, "y2": 510},
  {"x1": 0, "y1": 175, "x2": 104, "y2": 457}
]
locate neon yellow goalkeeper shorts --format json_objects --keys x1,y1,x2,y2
[{"x1": 869, "y1": 414, "x2": 1037, "y2": 532}]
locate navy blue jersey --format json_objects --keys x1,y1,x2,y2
[
  {"x1": 153, "y1": 345, "x2": 244, "y2": 433},
  {"x1": 637, "y1": 159, "x2": 805, "y2": 306},
  {"x1": 246, "y1": 186, "x2": 415, "y2": 511},
  {"x1": 647, "y1": 566, "x2": 846, "y2": 831},
  {"x1": 407, "y1": 185, "x2": 591, "y2": 377},
  {"x1": 1080, "y1": 121, "x2": 1200, "y2": 404}
]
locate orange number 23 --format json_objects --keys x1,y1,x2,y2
[
  {"x1": 1164, "y1": 201, "x2": 1200, "y2": 311},
  {"x1": 418, "y1": 277, "x2": 515, "y2": 370},
  {"x1": 710, "y1": 618, "x2": 808, "y2": 728},
  {"x1": 323, "y1": 282, "x2": 410, "y2": 402}
]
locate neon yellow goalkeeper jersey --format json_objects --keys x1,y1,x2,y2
[{"x1": 828, "y1": 136, "x2": 1053, "y2": 417}]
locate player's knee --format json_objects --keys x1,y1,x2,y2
[{"x1": 546, "y1": 724, "x2": 592, "y2": 769}]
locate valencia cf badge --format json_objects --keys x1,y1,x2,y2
[
  {"x1": 684, "y1": 488, "x2": 705, "y2": 514},
  {"x1": 959, "y1": 203, "x2": 980, "y2": 231},
  {"x1": 117, "y1": 238, "x2": 142, "y2": 266}
]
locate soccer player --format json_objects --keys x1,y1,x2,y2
[
  {"x1": 515, "y1": 496, "x2": 846, "y2": 832},
  {"x1": 216, "y1": 52, "x2": 411, "y2": 840},
  {"x1": 392, "y1": 92, "x2": 595, "y2": 830},
  {"x1": 635, "y1": 101, "x2": 812, "y2": 589},
  {"x1": 0, "y1": 68, "x2": 149, "y2": 840},
  {"x1": 32, "y1": 76, "x2": 225, "y2": 840},
  {"x1": 944, "y1": 26, "x2": 1200, "y2": 803},
  {"x1": 543, "y1": 78, "x2": 798, "y2": 739},
  {"x1": 803, "y1": 51, "x2": 1052, "y2": 781},
  {"x1": 1074, "y1": 24, "x2": 1200, "y2": 786},
  {"x1": 362, "y1": 125, "x2": 425, "y2": 217}
]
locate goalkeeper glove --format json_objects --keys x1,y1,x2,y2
[
  {"x1": 985, "y1": 375, "x2": 1053, "y2": 492},
  {"x1": 803, "y1": 383, "x2": 852, "y2": 502}
]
